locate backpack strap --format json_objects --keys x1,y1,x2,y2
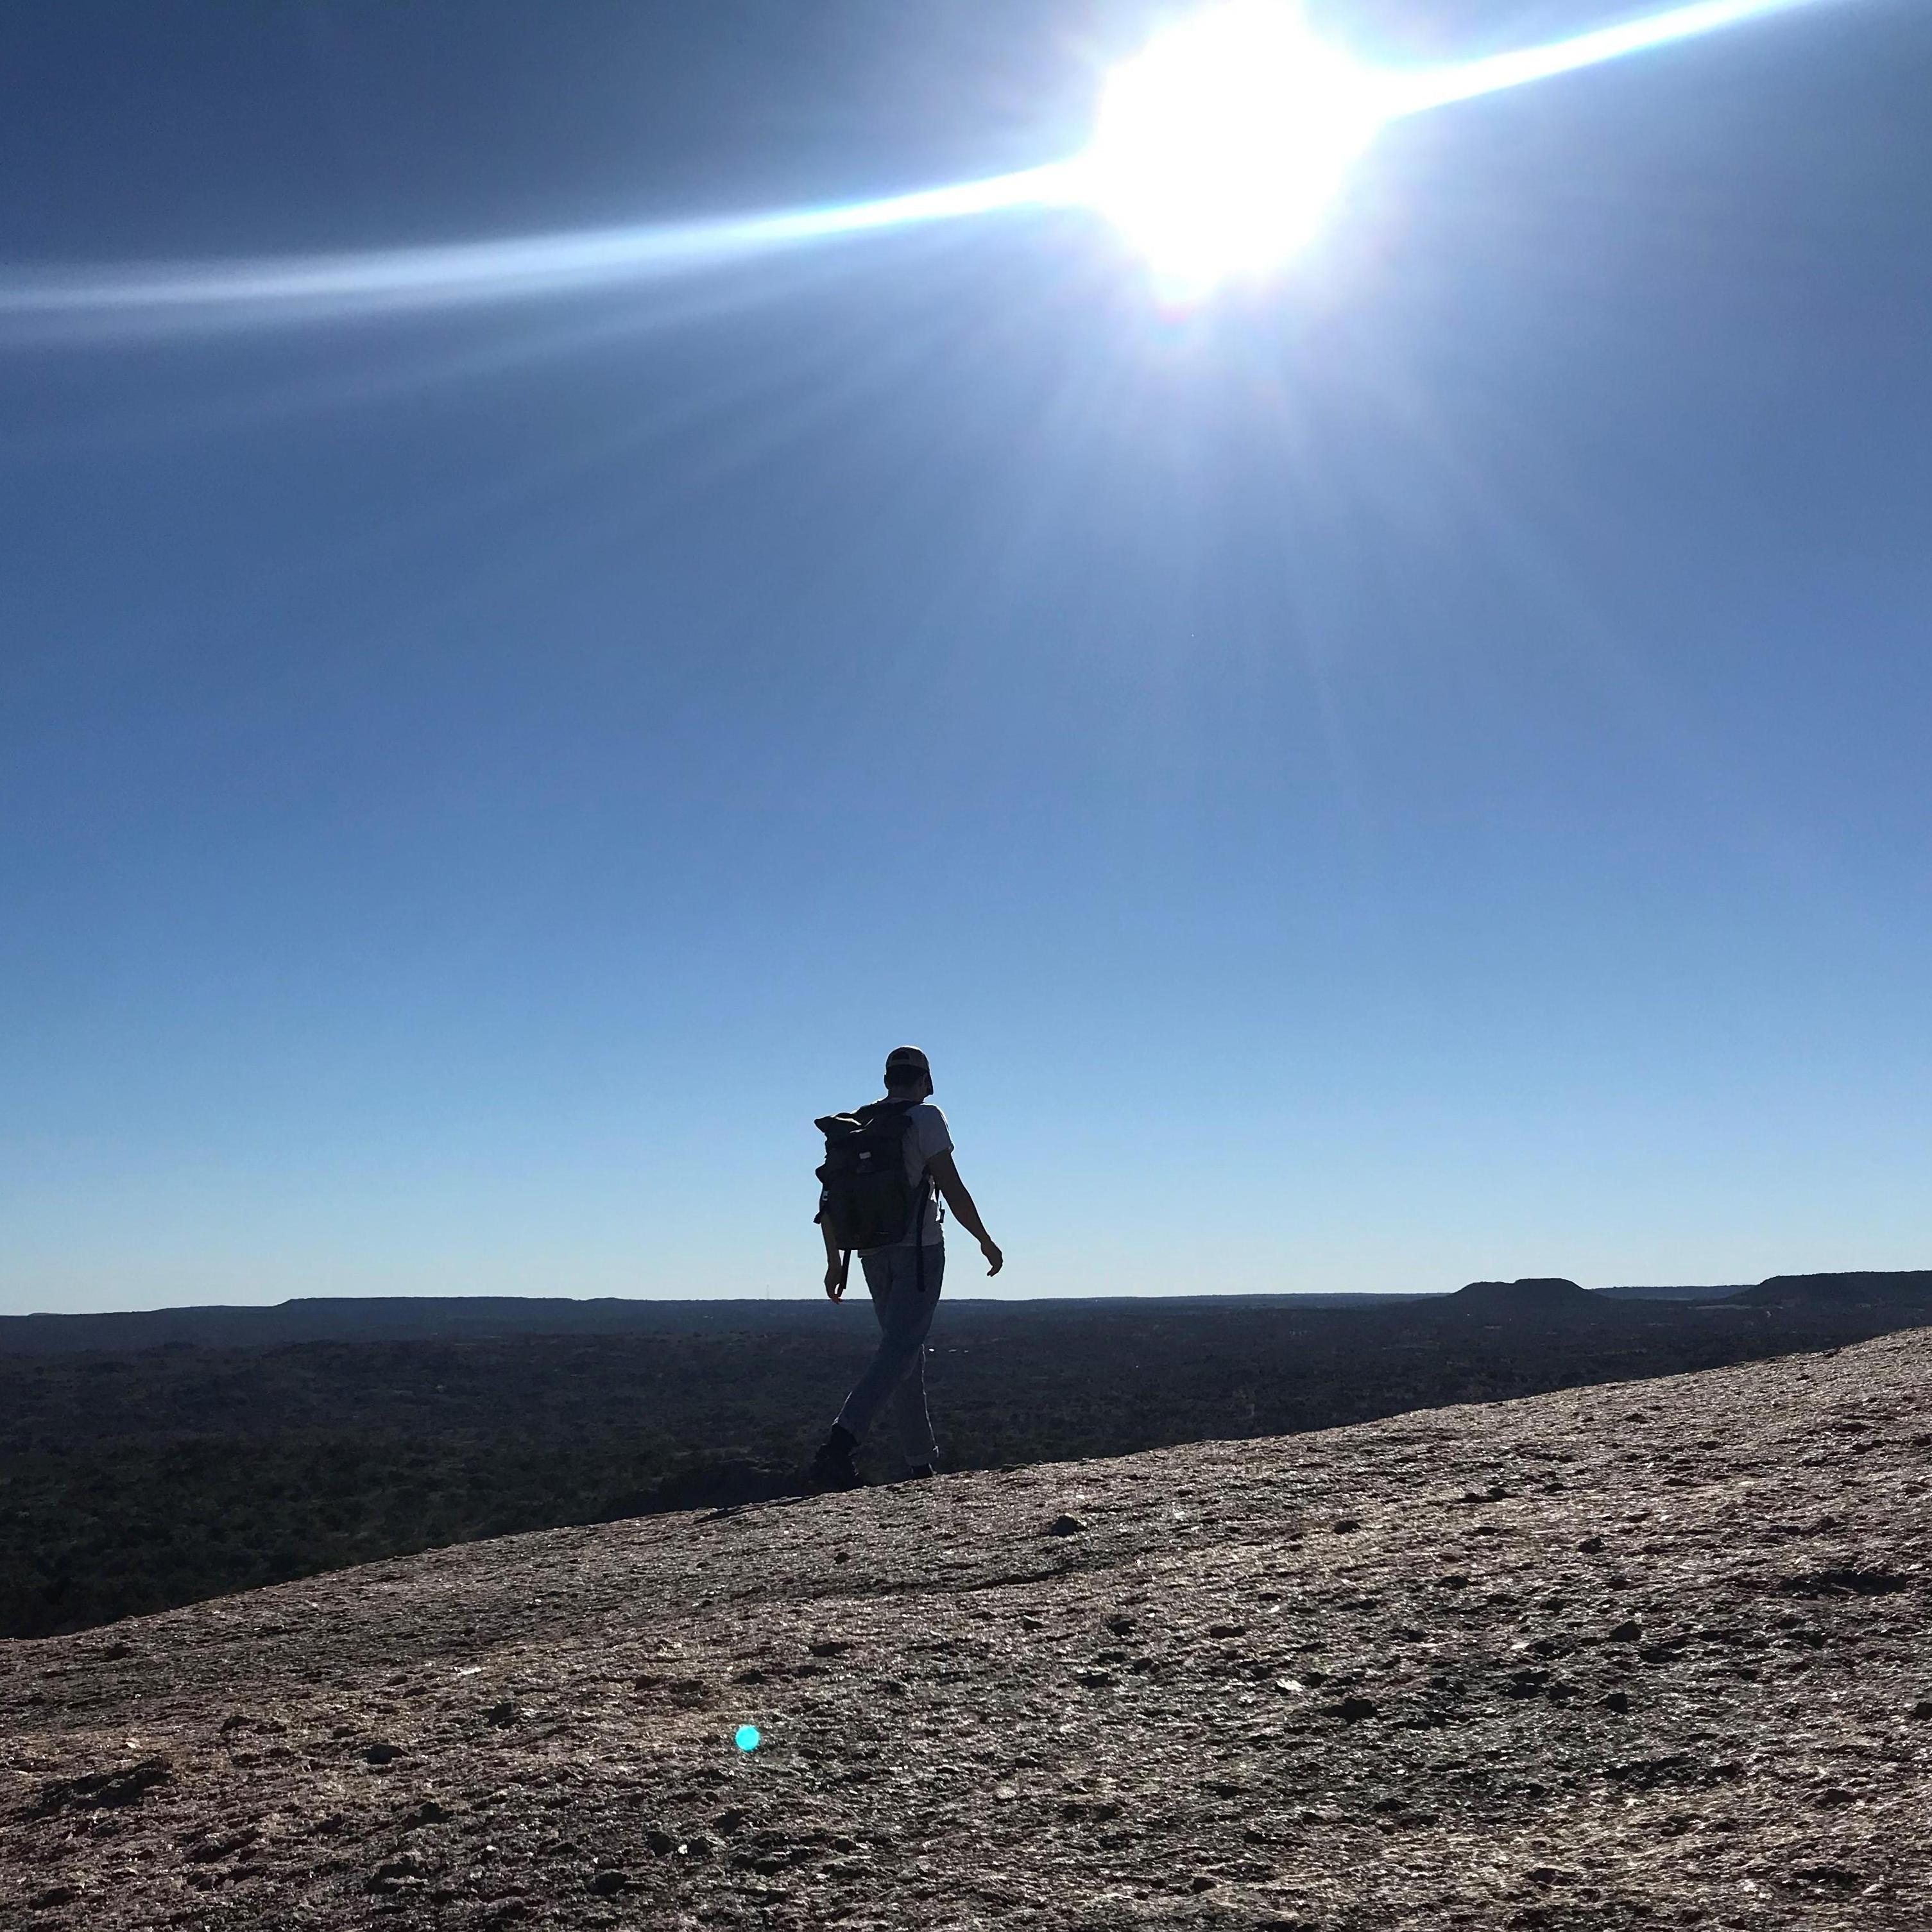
[{"x1": 913, "y1": 1170, "x2": 928, "y2": 1295}]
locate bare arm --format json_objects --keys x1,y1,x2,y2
[
  {"x1": 820, "y1": 1215, "x2": 846, "y2": 1301},
  {"x1": 927, "y1": 1150, "x2": 1002, "y2": 1276}
]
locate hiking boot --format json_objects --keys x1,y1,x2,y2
[{"x1": 808, "y1": 1426, "x2": 862, "y2": 1491}]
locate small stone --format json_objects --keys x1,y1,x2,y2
[
  {"x1": 1326, "y1": 1696, "x2": 1378, "y2": 1723},
  {"x1": 1208, "y1": 1624, "x2": 1247, "y2": 1639},
  {"x1": 1104, "y1": 1614, "x2": 1136, "y2": 1636},
  {"x1": 1578, "y1": 1535, "x2": 1605, "y2": 1553},
  {"x1": 712, "y1": 1809, "x2": 749, "y2": 1835},
  {"x1": 1602, "y1": 1691, "x2": 1630, "y2": 1713},
  {"x1": 993, "y1": 1784, "x2": 1018, "y2": 1802},
  {"x1": 366, "y1": 1852, "x2": 424, "y2": 1893},
  {"x1": 1911, "y1": 1699, "x2": 1932, "y2": 1721},
  {"x1": 483, "y1": 1702, "x2": 520, "y2": 1727},
  {"x1": 362, "y1": 1743, "x2": 406, "y2": 1765},
  {"x1": 588, "y1": 1868, "x2": 629, "y2": 1895},
  {"x1": 1331, "y1": 1519, "x2": 1361, "y2": 1534},
  {"x1": 1047, "y1": 1515, "x2": 1087, "y2": 1536},
  {"x1": 1607, "y1": 1620, "x2": 1643, "y2": 1643}
]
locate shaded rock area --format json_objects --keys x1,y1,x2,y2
[{"x1": 4, "y1": 1330, "x2": 1930, "y2": 1931}]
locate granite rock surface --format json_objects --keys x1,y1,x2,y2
[{"x1": 5, "y1": 1329, "x2": 1929, "y2": 1930}]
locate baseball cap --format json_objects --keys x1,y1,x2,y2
[{"x1": 884, "y1": 1045, "x2": 930, "y2": 1077}]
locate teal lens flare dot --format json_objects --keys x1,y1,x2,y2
[{"x1": 735, "y1": 1725, "x2": 761, "y2": 1753}]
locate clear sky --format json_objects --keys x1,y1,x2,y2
[{"x1": 3, "y1": 1, "x2": 1928, "y2": 1315}]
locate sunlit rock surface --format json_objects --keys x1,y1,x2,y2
[{"x1": 5, "y1": 1330, "x2": 1929, "y2": 1929}]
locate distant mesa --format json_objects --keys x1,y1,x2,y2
[
  {"x1": 1450, "y1": 1277, "x2": 1591, "y2": 1313},
  {"x1": 1733, "y1": 1270, "x2": 1932, "y2": 1310}
]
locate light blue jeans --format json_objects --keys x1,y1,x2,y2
[{"x1": 834, "y1": 1242, "x2": 945, "y2": 1466}]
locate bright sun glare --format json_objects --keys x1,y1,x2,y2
[
  {"x1": 1075, "y1": 1, "x2": 1390, "y2": 296},
  {"x1": 0, "y1": 0, "x2": 1848, "y2": 336}
]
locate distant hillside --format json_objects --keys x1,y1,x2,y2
[
  {"x1": 0, "y1": 1291, "x2": 1437, "y2": 1356},
  {"x1": 1593, "y1": 1283, "x2": 1753, "y2": 1301},
  {"x1": 8, "y1": 1275, "x2": 1920, "y2": 1355},
  {"x1": 1736, "y1": 1270, "x2": 1932, "y2": 1310}
]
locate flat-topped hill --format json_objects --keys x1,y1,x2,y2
[
  {"x1": 1736, "y1": 1271, "x2": 1932, "y2": 1310},
  {"x1": 5, "y1": 1329, "x2": 1929, "y2": 1930},
  {"x1": 1449, "y1": 1276, "x2": 1593, "y2": 1313}
]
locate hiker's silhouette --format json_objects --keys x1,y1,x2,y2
[{"x1": 810, "y1": 1047, "x2": 1002, "y2": 1488}]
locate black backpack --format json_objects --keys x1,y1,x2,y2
[{"x1": 815, "y1": 1100, "x2": 933, "y2": 1292}]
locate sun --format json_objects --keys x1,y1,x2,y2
[{"x1": 1073, "y1": 1, "x2": 1391, "y2": 297}]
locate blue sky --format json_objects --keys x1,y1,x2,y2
[{"x1": 3, "y1": 0, "x2": 1928, "y2": 1314}]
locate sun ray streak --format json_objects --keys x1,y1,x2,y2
[
  {"x1": 1390, "y1": 0, "x2": 1847, "y2": 116},
  {"x1": 0, "y1": 164, "x2": 1078, "y2": 343},
  {"x1": 0, "y1": 0, "x2": 1862, "y2": 339}
]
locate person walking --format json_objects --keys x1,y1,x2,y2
[{"x1": 808, "y1": 1045, "x2": 1002, "y2": 1489}]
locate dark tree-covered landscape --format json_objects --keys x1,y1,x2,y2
[{"x1": 3, "y1": 1273, "x2": 1926, "y2": 1641}]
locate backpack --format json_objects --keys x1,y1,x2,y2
[{"x1": 814, "y1": 1101, "x2": 934, "y2": 1288}]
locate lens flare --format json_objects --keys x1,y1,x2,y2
[
  {"x1": 0, "y1": 165, "x2": 1076, "y2": 344},
  {"x1": 1395, "y1": 0, "x2": 1842, "y2": 115},
  {"x1": 0, "y1": 0, "x2": 1854, "y2": 337}
]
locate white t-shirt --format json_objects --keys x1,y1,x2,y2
[{"x1": 860, "y1": 1101, "x2": 952, "y2": 1251}]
